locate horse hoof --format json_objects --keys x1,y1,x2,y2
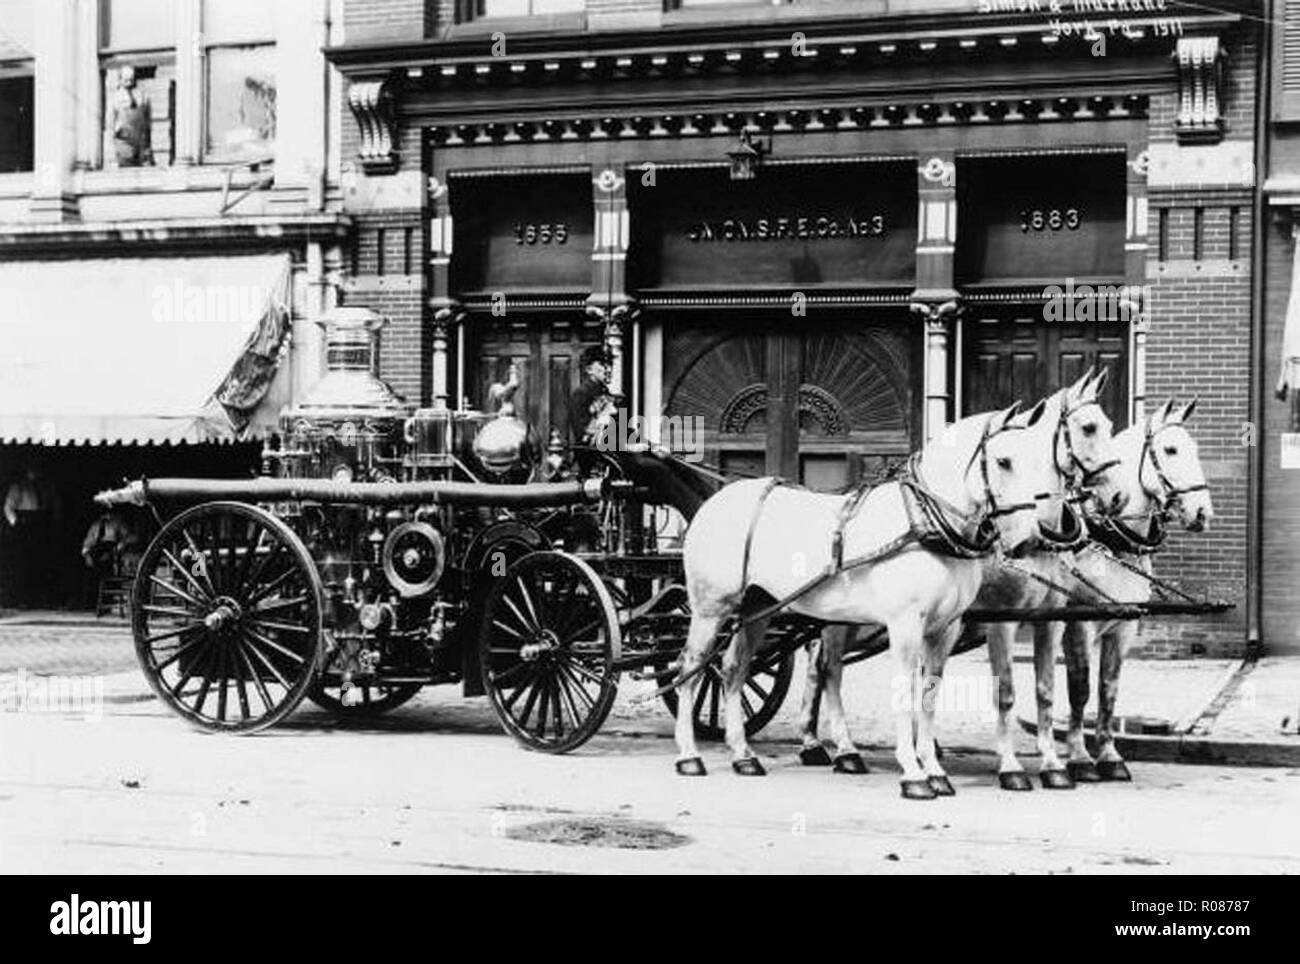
[
  {"x1": 900, "y1": 779, "x2": 938, "y2": 800},
  {"x1": 927, "y1": 775, "x2": 956, "y2": 796},
  {"x1": 1039, "y1": 769, "x2": 1075, "y2": 790},
  {"x1": 999, "y1": 771, "x2": 1034, "y2": 792},
  {"x1": 833, "y1": 753, "x2": 869, "y2": 774},
  {"x1": 675, "y1": 757, "x2": 707, "y2": 777},
  {"x1": 1097, "y1": 760, "x2": 1132, "y2": 782},
  {"x1": 732, "y1": 756, "x2": 766, "y2": 777},
  {"x1": 799, "y1": 745, "x2": 833, "y2": 767},
  {"x1": 1067, "y1": 760, "x2": 1102, "y2": 783}
]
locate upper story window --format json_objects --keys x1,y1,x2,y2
[
  {"x1": 99, "y1": 0, "x2": 176, "y2": 167},
  {"x1": 202, "y1": 0, "x2": 276, "y2": 162},
  {"x1": 0, "y1": 0, "x2": 34, "y2": 174},
  {"x1": 463, "y1": 0, "x2": 584, "y2": 20}
]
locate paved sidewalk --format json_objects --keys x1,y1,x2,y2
[
  {"x1": 1017, "y1": 651, "x2": 1300, "y2": 767},
  {"x1": 2, "y1": 609, "x2": 1298, "y2": 766}
]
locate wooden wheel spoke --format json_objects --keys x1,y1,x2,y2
[
  {"x1": 490, "y1": 619, "x2": 527, "y2": 644},
  {"x1": 503, "y1": 590, "x2": 539, "y2": 639},
  {"x1": 244, "y1": 625, "x2": 307, "y2": 665},
  {"x1": 192, "y1": 665, "x2": 214, "y2": 716},
  {"x1": 245, "y1": 565, "x2": 300, "y2": 607},
  {"x1": 241, "y1": 631, "x2": 292, "y2": 690},
  {"x1": 492, "y1": 661, "x2": 532, "y2": 689},
  {"x1": 740, "y1": 690, "x2": 756, "y2": 720},
  {"x1": 247, "y1": 617, "x2": 311, "y2": 636},
  {"x1": 534, "y1": 675, "x2": 554, "y2": 739},
  {"x1": 555, "y1": 660, "x2": 596, "y2": 712},
  {"x1": 252, "y1": 595, "x2": 309, "y2": 616},
  {"x1": 176, "y1": 526, "x2": 219, "y2": 599},
  {"x1": 235, "y1": 641, "x2": 274, "y2": 712},
  {"x1": 559, "y1": 609, "x2": 602, "y2": 647},
  {"x1": 240, "y1": 537, "x2": 284, "y2": 599},
  {"x1": 549, "y1": 674, "x2": 565, "y2": 737},
  {"x1": 215, "y1": 645, "x2": 230, "y2": 722},
  {"x1": 502, "y1": 667, "x2": 539, "y2": 711},
  {"x1": 234, "y1": 524, "x2": 267, "y2": 591},
  {"x1": 558, "y1": 656, "x2": 604, "y2": 688},
  {"x1": 152, "y1": 631, "x2": 207, "y2": 672},
  {"x1": 167, "y1": 637, "x2": 213, "y2": 699},
  {"x1": 745, "y1": 676, "x2": 771, "y2": 703},
  {"x1": 142, "y1": 603, "x2": 201, "y2": 619},
  {"x1": 144, "y1": 622, "x2": 207, "y2": 646},
  {"x1": 515, "y1": 676, "x2": 542, "y2": 728},
  {"x1": 514, "y1": 574, "x2": 544, "y2": 635},
  {"x1": 154, "y1": 559, "x2": 210, "y2": 608}
]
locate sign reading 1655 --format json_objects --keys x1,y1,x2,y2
[
  {"x1": 1019, "y1": 208, "x2": 1082, "y2": 232},
  {"x1": 513, "y1": 222, "x2": 569, "y2": 245}
]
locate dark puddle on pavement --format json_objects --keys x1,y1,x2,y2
[{"x1": 506, "y1": 816, "x2": 690, "y2": 850}]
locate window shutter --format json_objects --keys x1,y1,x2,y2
[{"x1": 1277, "y1": 0, "x2": 1300, "y2": 120}]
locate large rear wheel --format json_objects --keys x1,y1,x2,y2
[
  {"x1": 480, "y1": 551, "x2": 621, "y2": 753},
  {"x1": 131, "y1": 501, "x2": 323, "y2": 733}
]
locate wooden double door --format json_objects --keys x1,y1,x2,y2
[
  {"x1": 663, "y1": 315, "x2": 919, "y2": 492},
  {"x1": 961, "y1": 309, "x2": 1129, "y2": 427}
]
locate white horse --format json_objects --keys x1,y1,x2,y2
[
  {"x1": 1055, "y1": 397, "x2": 1212, "y2": 782},
  {"x1": 794, "y1": 370, "x2": 1128, "y2": 789},
  {"x1": 675, "y1": 398, "x2": 1064, "y2": 799}
]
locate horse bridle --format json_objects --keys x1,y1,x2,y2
[
  {"x1": 1054, "y1": 397, "x2": 1120, "y2": 498},
  {"x1": 967, "y1": 414, "x2": 1039, "y2": 522},
  {"x1": 1138, "y1": 417, "x2": 1209, "y2": 510}
]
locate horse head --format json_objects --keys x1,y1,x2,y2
[
  {"x1": 924, "y1": 401, "x2": 1052, "y2": 553},
  {"x1": 1047, "y1": 367, "x2": 1128, "y2": 517},
  {"x1": 1138, "y1": 397, "x2": 1213, "y2": 532}
]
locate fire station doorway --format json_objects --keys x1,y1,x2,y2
[{"x1": 662, "y1": 314, "x2": 919, "y2": 492}]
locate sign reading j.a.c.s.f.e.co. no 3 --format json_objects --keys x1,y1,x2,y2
[{"x1": 630, "y1": 162, "x2": 918, "y2": 290}]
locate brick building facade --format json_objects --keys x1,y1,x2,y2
[{"x1": 324, "y1": 0, "x2": 1268, "y2": 657}]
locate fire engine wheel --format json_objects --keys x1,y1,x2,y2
[
  {"x1": 306, "y1": 680, "x2": 422, "y2": 716},
  {"x1": 481, "y1": 551, "x2": 621, "y2": 754},
  {"x1": 131, "y1": 501, "x2": 324, "y2": 733},
  {"x1": 659, "y1": 628, "x2": 797, "y2": 742}
]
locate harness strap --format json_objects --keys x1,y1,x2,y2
[
  {"x1": 740, "y1": 478, "x2": 782, "y2": 590},
  {"x1": 831, "y1": 481, "x2": 875, "y2": 572}
]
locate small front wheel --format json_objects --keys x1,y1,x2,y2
[{"x1": 480, "y1": 551, "x2": 621, "y2": 753}]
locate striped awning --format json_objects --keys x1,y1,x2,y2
[{"x1": 0, "y1": 254, "x2": 291, "y2": 445}]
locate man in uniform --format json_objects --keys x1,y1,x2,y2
[{"x1": 568, "y1": 345, "x2": 615, "y2": 462}]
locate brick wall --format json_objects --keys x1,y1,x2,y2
[
  {"x1": 343, "y1": 0, "x2": 434, "y2": 42},
  {"x1": 340, "y1": 213, "x2": 429, "y2": 404}
]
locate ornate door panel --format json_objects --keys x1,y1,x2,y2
[
  {"x1": 961, "y1": 309, "x2": 1128, "y2": 426},
  {"x1": 471, "y1": 320, "x2": 596, "y2": 443},
  {"x1": 664, "y1": 318, "x2": 917, "y2": 491}
]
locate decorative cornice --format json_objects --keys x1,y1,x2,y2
[
  {"x1": 637, "y1": 290, "x2": 911, "y2": 309},
  {"x1": 348, "y1": 73, "x2": 400, "y2": 174},
  {"x1": 1173, "y1": 35, "x2": 1225, "y2": 145},
  {"x1": 428, "y1": 95, "x2": 1150, "y2": 148},
  {"x1": 325, "y1": 7, "x2": 1243, "y2": 80}
]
